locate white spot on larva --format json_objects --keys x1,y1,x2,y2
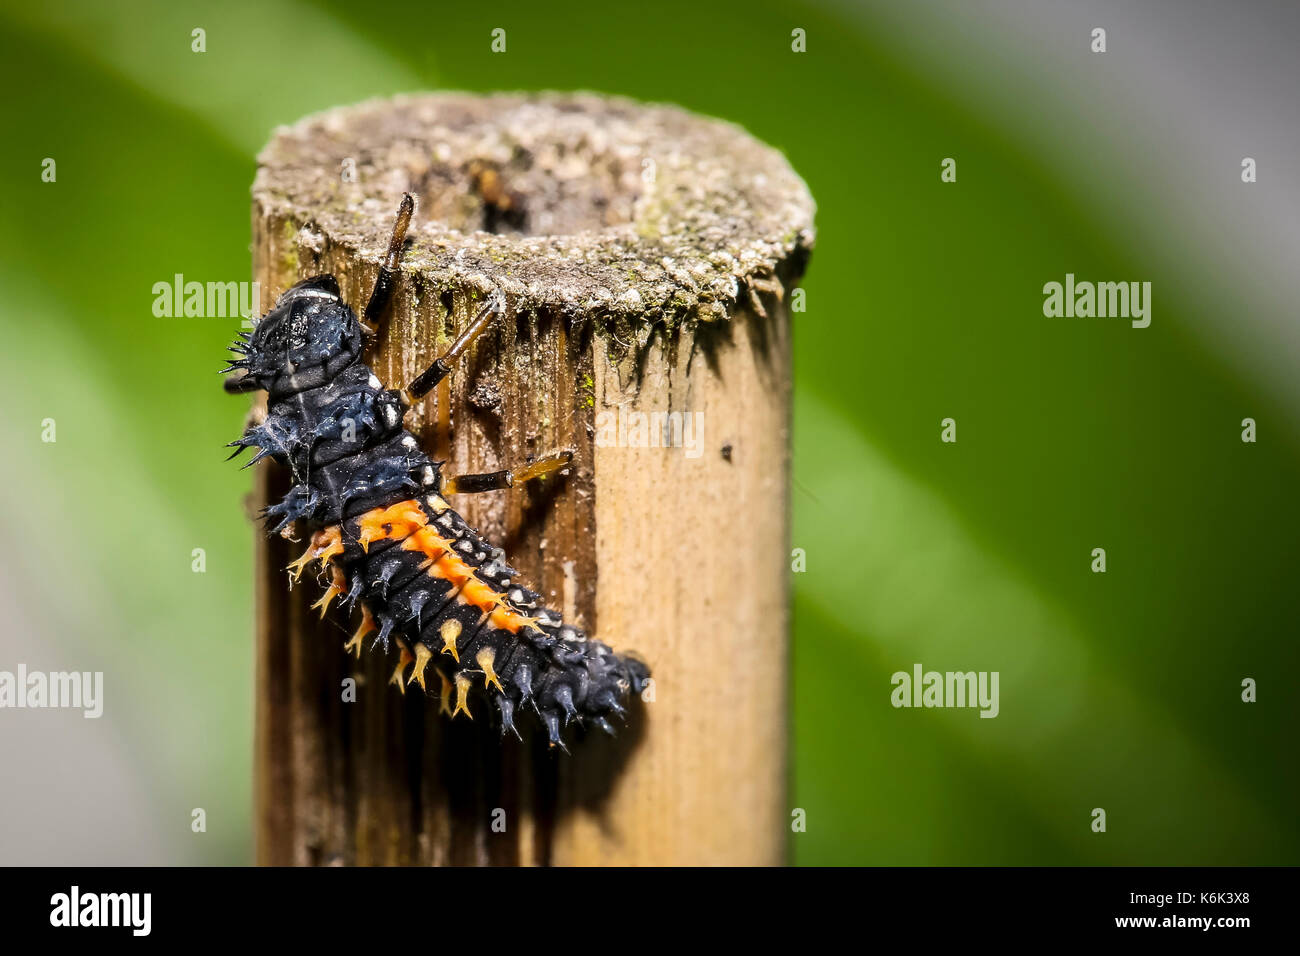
[
  {"x1": 382, "y1": 405, "x2": 399, "y2": 427},
  {"x1": 368, "y1": 374, "x2": 382, "y2": 389},
  {"x1": 402, "y1": 435, "x2": 417, "y2": 448}
]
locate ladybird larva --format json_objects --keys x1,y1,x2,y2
[{"x1": 224, "y1": 195, "x2": 649, "y2": 751}]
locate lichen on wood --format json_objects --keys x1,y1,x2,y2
[{"x1": 255, "y1": 92, "x2": 815, "y2": 329}]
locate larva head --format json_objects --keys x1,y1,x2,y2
[{"x1": 225, "y1": 275, "x2": 363, "y2": 396}]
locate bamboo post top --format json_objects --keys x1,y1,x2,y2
[
  {"x1": 250, "y1": 92, "x2": 814, "y2": 866},
  {"x1": 254, "y1": 91, "x2": 815, "y2": 326}
]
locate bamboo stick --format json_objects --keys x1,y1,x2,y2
[{"x1": 248, "y1": 92, "x2": 814, "y2": 866}]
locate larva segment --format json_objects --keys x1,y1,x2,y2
[{"x1": 355, "y1": 500, "x2": 427, "y2": 552}]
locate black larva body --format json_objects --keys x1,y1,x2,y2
[{"x1": 226, "y1": 275, "x2": 648, "y2": 749}]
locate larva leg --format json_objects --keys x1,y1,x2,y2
[
  {"x1": 400, "y1": 289, "x2": 506, "y2": 403},
  {"x1": 359, "y1": 193, "x2": 414, "y2": 338},
  {"x1": 442, "y1": 450, "x2": 573, "y2": 495}
]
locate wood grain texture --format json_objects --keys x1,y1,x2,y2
[{"x1": 248, "y1": 93, "x2": 812, "y2": 866}]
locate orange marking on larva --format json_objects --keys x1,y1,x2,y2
[
  {"x1": 349, "y1": 499, "x2": 541, "y2": 641},
  {"x1": 460, "y1": 577, "x2": 501, "y2": 614},
  {"x1": 431, "y1": 552, "x2": 473, "y2": 588},
  {"x1": 312, "y1": 565, "x2": 347, "y2": 618},
  {"x1": 489, "y1": 606, "x2": 535, "y2": 634},
  {"x1": 313, "y1": 526, "x2": 344, "y2": 564},
  {"x1": 411, "y1": 543, "x2": 540, "y2": 634},
  {"x1": 287, "y1": 525, "x2": 343, "y2": 581},
  {"x1": 401, "y1": 526, "x2": 451, "y2": 561},
  {"x1": 355, "y1": 499, "x2": 429, "y2": 551},
  {"x1": 356, "y1": 525, "x2": 380, "y2": 553}
]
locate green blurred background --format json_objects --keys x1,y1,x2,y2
[{"x1": 1, "y1": 0, "x2": 1296, "y2": 865}]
